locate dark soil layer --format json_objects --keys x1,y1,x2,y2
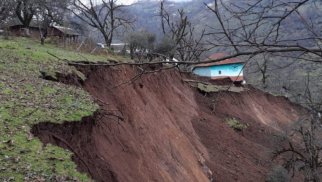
[
  {"x1": 32, "y1": 65, "x2": 304, "y2": 182},
  {"x1": 40, "y1": 71, "x2": 84, "y2": 86}
]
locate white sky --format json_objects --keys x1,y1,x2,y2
[
  {"x1": 118, "y1": 0, "x2": 192, "y2": 4},
  {"x1": 80, "y1": 0, "x2": 135, "y2": 5},
  {"x1": 118, "y1": 0, "x2": 137, "y2": 5},
  {"x1": 80, "y1": 0, "x2": 142, "y2": 5},
  {"x1": 81, "y1": 0, "x2": 191, "y2": 5}
]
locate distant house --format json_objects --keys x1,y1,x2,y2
[
  {"x1": 6, "y1": 21, "x2": 80, "y2": 42},
  {"x1": 192, "y1": 53, "x2": 245, "y2": 82},
  {"x1": 7, "y1": 23, "x2": 42, "y2": 38},
  {"x1": 48, "y1": 25, "x2": 81, "y2": 42}
]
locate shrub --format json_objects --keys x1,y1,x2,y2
[{"x1": 226, "y1": 118, "x2": 248, "y2": 131}]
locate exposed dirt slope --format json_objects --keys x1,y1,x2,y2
[
  {"x1": 32, "y1": 66, "x2": 303, "y2": 182},
  {"x1": 194, "y1": 89, "x2": 301, "y2": 181}
]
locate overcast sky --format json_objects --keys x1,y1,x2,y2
[
  {"x1": 118, "y1": 0, "x2": 192, "y2": 5},
  {"x1": 118, "y1": 0, "x2": 137, "y2": 5},
  {"x1": 82, "y1": 0, "x2": 192, "y2": 5}
]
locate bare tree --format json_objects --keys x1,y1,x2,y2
[
  {"x1": 176, "y1": 26, "x2": 207, "y2": 63},
  {"x1": 15, "y1": 0, "x2": 37, "y2": 28},
  {"x1": 273, "y1": 73, "x2": 322, "y2": 181},
  {"x1": 68, "y1": 1, "x2": 322, "y2": 68},
  {"x1": 12, "y1": 0, "x2": 69, "y2": 42},
  {"x1": 159, "y1": 1, "x2": 208, "y2": 62},
  {"x1": 70, "y1": 0, "x2": 134, "y2": 47},
  {"x1": 205, "y1": 0, "x2": 322, "y2": 62},
  {"x1": 35, "y1": 0, "x2": 69, "y2": 45},
  {"x1": 155, "y1": 36, "x2": 176, "y2": 59},
  {"x1": 246, "y1": 54, "x2": 270, "y2": 87},
  {"x1": 274, "y1": 111, "x2": 322, "y2": 182},
  {"x1": 126, "y1": 30, "x2": 155, "y2": 61},
  {"x1": 0, "y1": 0, "x2": 14, "y2": 22}
]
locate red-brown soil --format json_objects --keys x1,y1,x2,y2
[{"x1": 32, "y1": 65, "x2": 304, "y2": 182}]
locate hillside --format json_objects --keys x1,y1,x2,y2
[
  {"x1": 126, "y1": 0, "x2": 213, "y2": 39},
  {"x1": 0, "y1": 37, "x2": 309, "y2": 181},
  {"x1": 1, "y1": 0, "x2": 322, "y2": 180},
  {"x1": 0, "y1": 37, "x2": 126, "y2": 181},
  {"x1": 31, "y1": 64, "x2": 305, "y2": 181},
  {"x1": 245, "y1": 58, "x2": 322, "y2": 109}
]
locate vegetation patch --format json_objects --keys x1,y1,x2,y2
[
  {"x1": 0, "y1": 37, "x2": 117, "y2": 181},
  {"x1": 226, "y1": 118, "x2": 248, "y2": 131}
]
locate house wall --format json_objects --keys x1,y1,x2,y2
[
  {"x1": 193, "y1": 63, "x2": 244, "y2": 78},
  {"x1": 9, "y1": 26, "x2": 41, "y2": 39},
  {"x1": 193, "y1": 66, "x2": 211, "y2": 77},
  {"x1": 48, "y1": 28, "x2": 64, "y2": 37}
]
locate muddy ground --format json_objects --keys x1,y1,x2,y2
[{"x1": 32, "y1": 65, "x2": 304, "y2": 182}]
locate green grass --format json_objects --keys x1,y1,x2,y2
[
  {"x1": 0, "y1": 37, "x2": 109, "y2": 62},
  {"x1": 0, "y1": 37, "x2": 120, "y2": 181}
]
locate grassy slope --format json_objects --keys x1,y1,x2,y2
[{"x1": 0, "y1": 37, "x2": 125, "y2": 181}]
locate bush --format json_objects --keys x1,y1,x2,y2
[{"x1": 226, "y1": 118, "x2": 248, "y2": 131}]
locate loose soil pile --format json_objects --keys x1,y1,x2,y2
[{"x1": 32, "y1": 65, "x2": 304, "y2": 182}]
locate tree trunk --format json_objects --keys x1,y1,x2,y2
[
  {"x1": 40, "y1": 29, "x2": 47, "y2": 45},
  {"x1": 23, "y1": 28, "x2": 31, "y2": 37},
  {"x1": 130, "y1": 48, "x2": 134, "y2": 60},
  {"x1": 41, "y1": 37, "x2": 45, "y2": 45},
  {"x1": 103, "y1": 34, "x2": 111, "y2": 48},
  {"x1": 106, "y1": 38, "x2": 112, "y2": 48}
]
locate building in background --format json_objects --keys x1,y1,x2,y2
[
  {"x1": 4, "y1": 21, "x2": 80, "y2": 43},
  {"x1": 48, "y1": 25, "x2": 81, "y2": 43},
  {"x1": 192, "y1": 53, "x2": 245, "y2": 83}
]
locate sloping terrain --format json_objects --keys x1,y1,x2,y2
[
  {"x1": 0, "y1": 37, "x2": 126, "y2": 181},
  {"x1": 194, "y1": 88, "x2": 301, "y2": 181},
  {"x1": 32, "y1": 65, "x2": 304, "y2": 181}
]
